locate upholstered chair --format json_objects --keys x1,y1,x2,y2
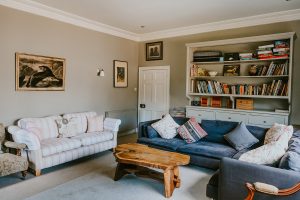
[{"x1": 0, "y1": 123, "x2": 28, "y2": 178}]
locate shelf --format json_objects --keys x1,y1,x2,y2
[
  {"x1": 188, "y1": 93, "x2": 289, "y2": 99},
  {"x1": 190, "y1": 75, "x2": 289, "y2": 79},
  {"x1": 191, "y1": 57, "x2": 289, "y2": 65}
]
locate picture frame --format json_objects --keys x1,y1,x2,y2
[
  {"x1": 15, "y1": 53, "x2": 66, "y2": 91},
  {"x1": 113, "y1": 60, "x2": 128, "y2": 88},
  {"x1": 223, "y1": 65, "x2": 240, "y2": 76},
  {"x1": 146, "y1": 41, "x2": 163, "y2": 61}
]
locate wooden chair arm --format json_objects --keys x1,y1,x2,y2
[{"x1": 245, "y1": 182, "x2": 300, "y2": 200}]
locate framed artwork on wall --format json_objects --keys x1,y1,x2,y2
[
  {"x1": 113, "y1": 60, "x2": 128, "y2": 88},
  {"x1": 146, "y1": 41, "x2": 163, "y2": 61},
  {"x1": 15, "y1": 53, "x2": 66, "y2": 91}
]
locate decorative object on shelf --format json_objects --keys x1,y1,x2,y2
[
  {"x1": 223, "y1": 65, "x2": 240, "y2": 76},
  {"x1": 208, "y1": 71, "x2": 218, "y2": 77},
  {"x1": 224, "y1": 52, "x2": 239, "y2": 61},
  {"x1": 15, "y1": 53, "x2": 65, "y2": 91},
  {"x1": 113, "y1": 60, "x2": 128, "y2": 88},
  {"x1": 211, "y1": 97, "x2": 222, "y2": 108},
  {"x1": 97, "y1": 69, "x2": 105, "y2": 77},
  {"x1": 248, "y1": 65, "x2": 258, "y2": 76},
  {"x1": 146, "y1": 41, "x2": 163, "y2": 61},
  {"x1": 236, "y1": 99, "x2": 254, "y2": 110},
  {"x1": 190, "y1": 65, "x2": 208, "y2": 77},
  {"x1": 201, "y1": 97, "x2": 209, "y2": 107}
]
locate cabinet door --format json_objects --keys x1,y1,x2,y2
[
  {"x1": 186, "y1": 109, "x2": 215, "y2": 123},
  {"x1": 248, "y1": 114, "x2": 286, "y2": 127},
  {"x1": 216, "y1": 112, "x2": 248, "y2": 123}
]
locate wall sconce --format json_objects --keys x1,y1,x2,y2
[{"x1": 97, "y1": 68, "x2": 105, "y2": 77}]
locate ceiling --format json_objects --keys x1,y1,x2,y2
[{"x1": 1, "y1": 0, "x2": 300, "y2": 41}]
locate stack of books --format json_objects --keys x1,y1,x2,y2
[
  {"x1": 256, "y1": 40, "x2": 290, "y2": 59},
  {"x1": 257, "y1": 44, "x2": 274, "y2": 59},
  {"x1": 239, "y1": 53, "x2": 253, "y2": 60}
]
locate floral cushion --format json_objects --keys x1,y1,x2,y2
[
  {"x1": 151, "y1": 114, "x2": 180, "y2": 139},
  {"x1": 0, "y1": 153, "x2": 28, "y2": 176},
  {"x1": 56, "y1": 117, "x2": 82, "y2": 138},
  {"x1": 177, "y1": 117, "x2": 208, "y2": 143}
]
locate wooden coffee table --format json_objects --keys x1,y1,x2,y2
[{"x1": 113, "y1": 143, "x2": 190, "y2": 198}]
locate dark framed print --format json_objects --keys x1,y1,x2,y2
[
  {"x1": 146, "y1": 41, "x2": 163, "y2": 61},
  {"x1": 223, "y1": 65, "x2": 240, "y2": 76},
  {"x1": 15, "y1": 53, "x2": 66, "y2": 91},
  {"x1": 113, "y1": 60, "x2": 128, "y2": 88}
]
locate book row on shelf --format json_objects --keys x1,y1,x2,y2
[
  {"x1": 251, "y1": 61, "x2": 288, "y2": 76},
  {"x1": 191, "y1": 79, "x2": 288, "y2": 96}
]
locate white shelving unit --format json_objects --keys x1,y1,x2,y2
[{"x1": 185, "y1": 32, "x2": 295, "y2": 127}]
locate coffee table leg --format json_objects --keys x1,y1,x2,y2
[
  {"x1": 173, "y1": 166, "x2": 181, "y2": 188},
  {"x1": 114, "y1": 163, "x2": 128, "y2": 181},
  {"x1": 164, "y1": 169, "x2": 175, "y2": 198}
]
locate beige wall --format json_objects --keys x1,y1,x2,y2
[
  {"x1": 139, "y1": 21, "x2": 300, "y2": 125},
  {"x1": 0, "y1": 6, "x2": 138, "y2": 125}
]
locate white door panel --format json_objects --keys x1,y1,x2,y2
[{"x1": 138, "y1": 66, "x2": 170, "y2": 123}]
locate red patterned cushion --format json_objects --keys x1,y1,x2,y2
[{"x1": 177, "y1": 117, "x2": 208, "y2": 143}]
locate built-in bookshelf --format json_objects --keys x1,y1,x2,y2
[{"x1": 185, "y1": 32, "x2": 295, "y2": 126}]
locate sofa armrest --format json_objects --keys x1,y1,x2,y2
[
  {"x1": 104, "y1": 118, "x2": 121, "y2": 132},
  {"x1": 4, "y1": 141, "x2": 26, "y2": 150},
  {"x1": 7, "y1": 126, "x2": 41, "y2": 151},
  {"x1": 219, "y1": 157, "x2": 300, "y2": 200}
]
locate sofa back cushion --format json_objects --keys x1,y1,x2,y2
[
  {"x1": 63, "y1": 111, "x2": 97, "y2": 134},
  {"x1": 201, "y1": 120, "x2": 238, "y2": 144},
  {"x1": 18, "y1": 115, "x2": 62, "y2": 140}
]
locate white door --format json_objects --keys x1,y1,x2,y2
[{"x1": 138, "y1": 66, "x2": 170, "y2": 123}]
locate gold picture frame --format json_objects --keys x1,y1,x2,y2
[
  {"x1": 113, "y1": 60, "x2": 128, "y2": 88},
  {"x1": 15, "y1": 53, "x2": 66, "y2": 91}
]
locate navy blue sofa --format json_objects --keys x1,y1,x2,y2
[{"x1": 138, "y1": 117, "x2": 267, "y2": 170}]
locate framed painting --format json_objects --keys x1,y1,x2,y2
[
  {"x1": 16, "y1": 53, "x2": 66, "y2": 91},
  {"x1": 146, "y1": 41, "x2": 163, "y2": 61},
  {"x1": 223, "y1": 65, "x2": 240, "y2": 76},
  {"x1": 113, "y1": 60, "x2": 128, "y2": 88}
]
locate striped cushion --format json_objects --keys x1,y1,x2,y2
[
  {"x1": 63, "y1": 112, "x2": 97, "y2": 134},
  {"x1": 177, "y1": 117, "x2": 208, "y2": 143},
  {"x1": 73, "y1": 131, "x2": 113, "y2": 146},
  {"x1": 18, "y1": 115, "x2": 62, "y2": 140},
  {"x1": 41, "y1": 138, "x2": 81, "y2": 157}
]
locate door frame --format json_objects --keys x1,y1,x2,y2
[{"x1": 138, "y1": 65, "x2": 170, "y2": 124}]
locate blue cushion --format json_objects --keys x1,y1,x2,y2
[
  {"x1": 224, "y1": 122, "x2": 259, "y2": 151},
  {"x1": 147, "y1": 126, "x2": 159, "y2": 138},
  {"x1": 177, "y1": 141, "x2": 237, "y2": 159},
  {"x1": 279, "y1": 151, "x2": 300, "y2": 171},
  {"x1": 246, "y1": 125, "x2": 268, "y2": 142},
  {"x1": 137, "y1": 137, "x2": 186, "y2": 151},
  {"x1": 201, "y1": 120, "x2": 238, "y2": 144}
]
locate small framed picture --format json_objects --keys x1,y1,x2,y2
[
  {"x1": 223, "y1": 65, "x2": 240, "y2": 76},
  {"x1": 146, "y1": 41, "x2": 163, "y2": 61},
  {"x1": 113, "y1": 60, "x2": 128, "y2": 88}
]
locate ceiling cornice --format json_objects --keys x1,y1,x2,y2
[{"x1": 1, "y1": 0, "x2": 300, "y2": 42}]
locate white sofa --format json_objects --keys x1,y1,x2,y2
[{"x1": 7, "y1": 111, "x2": 121, "y2": 176}]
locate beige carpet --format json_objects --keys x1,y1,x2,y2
[{"x1": 0, "y1": 151, "x2": 214, "y2": 200}]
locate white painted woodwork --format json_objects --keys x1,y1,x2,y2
[{"x1": 138, "y1": 66, "x2": 170, "y2": 123}]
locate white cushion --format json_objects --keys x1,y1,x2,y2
[
  {"x1": 18, "y1": 115, "x2": 62, "y2": 140},
  {"x1": 63, "y1": 112, "x2": 97, "y2": 134},
  {"x1": 56, "y1": 117, "x2": 83, "y2": 138},
  {"x1": 41, "y1": 138, "x2": 81, "y2": 157},
  {"x1": 87, "y1": 115, "x2": 104, "y2": 133},
  {"x1": 151, "y1": 114, "x2": 180, "y2": 139},
  {"x1": 73, "y1": 131, "x2": 113, "y2": 146},
  {"x1": 264, "y1": 123, "x2": 293, "y2": 147}
]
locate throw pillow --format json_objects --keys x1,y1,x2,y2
[
  {"x1": 278, "y1": 151, "x2": 300, "y2": 171},
  {"x1": 264, "y1": 123, "x2": 293, "y2": 146},
  {"x1": 151, "y1": 114, "x2": 180, "y2": 139},
  {"x1": 224, "y1": 122, "x2": 259, "y2": 151},
  {"x1": 87, "y1": 115, "x2": 104, "y2": 133},
  {"x1": 177, "y1": 117, "x2": 208, "y2": 143},
  {"x1": 56, "y1": 117, "x2": 82, "y2": 138},
  {"x1": 147, "y1": 126, "x2": 159, "y2": 138}
]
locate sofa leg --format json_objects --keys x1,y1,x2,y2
[
  {"x1": 35, "y1": 169, "x2": 41, "y2": 176},
  {"x1": 21, "y1": 171, "x2": 27, "y2": 179}
]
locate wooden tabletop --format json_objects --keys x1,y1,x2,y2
[{"x1": 114, "y1": 143, "x2": 190, "y2": 170}]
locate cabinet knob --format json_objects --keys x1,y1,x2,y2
[
  {"x1": 228, "y1": 117, "x2": 231, "y2": 119},
  {"x1": 263, "y1": 121, "x2": 267, "y2": 123},
  {"x1": 198, "y1": 114, "x2": 202, "y2": 116}
]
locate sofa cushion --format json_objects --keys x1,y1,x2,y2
[
  {"x1": 87, "y1": 115, "x2": 104, "y2": 133},
  {"x1": 18, "y1": 115, "x2": 62, "y2": 140},
  {"x1": 279, "y1": 137, "x2": 300, "y2": 171},
  {"x1": 147, "y1": 126, "x2": 159, "y2": 138},
  {"x1": 151, "y1": 114, "x2": 180, "y2": 139},
  {"x1": 41, "y1": 138, "x2": 81, "y2": 157},
  {"x1": 177, "y1": 141, "x2": 237, "y2": 159},
  {"x1": 137, "y1": 137, "x2": 186, "y2": 151},
  {"x1": 63, "y1": 112, "x2": 97, "y2": 134},
  {"x1": 264, "y1": 123, "x2": 293, "y2": 146},
  {"x1": 224, "y1": 122, "x2": 259, "y2": 151},
  {"x1": 73, "y1": 131, "x2": 113, "y2": 146},
  {"x1": 246, "y1": 125, "x2": 268, "y2": 142},
  {"x1": 56, "y1": 117, "x2": 83, "y2": 138},
  {"x1": 177, "y1": 117, "x2": 208, "y2": 143},
  {"x1": 201, "y1": 120, "x2": 238, "y2": 144}
]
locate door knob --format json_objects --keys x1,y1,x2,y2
[{"x1": 140, "y1": 104, "x2": 146, "y2": 108}]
